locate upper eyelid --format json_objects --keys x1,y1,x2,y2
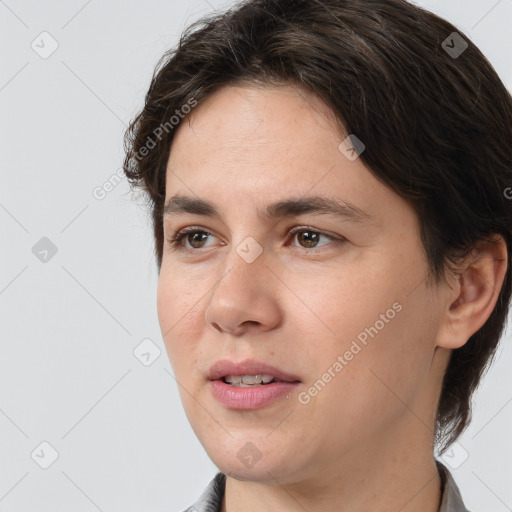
[{"x1": 170, "y1": 225, "x2": 336, "y2": 236}]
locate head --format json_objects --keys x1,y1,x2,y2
[{"x1": 123, "y1": 0, "x2": 512, "y2": 478}]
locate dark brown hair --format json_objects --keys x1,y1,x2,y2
[{"x1": 123, "y1": 0, "x2": 512, "y2": 453}]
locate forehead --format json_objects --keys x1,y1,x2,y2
[
  {"x1": 167, "y1": 83, "x2": 345, "y2": 174},
  {"x1": 164, "y1": 83, "x2": 413, "y2": 231}
]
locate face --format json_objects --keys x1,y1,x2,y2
[{"x1": 157, "y1": 84, "x2": 450, "y2": 486}]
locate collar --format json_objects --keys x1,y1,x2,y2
[
  {"x1": 436, "y1": 460, "x2": 471, "y2": 512},
  {"x1": 183, "y1": 460, "x2": 470, "y2": 512}
]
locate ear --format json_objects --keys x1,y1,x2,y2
[{"x1": 436, "y1": 235, "x2": 508, "y2": 350}]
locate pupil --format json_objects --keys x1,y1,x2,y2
[
  {"x1": 299, "y1": 231, "x2": 319, "y2": 248},
  {"x1": 190, "y1": 233, "x2": 207, "y2": 248}
]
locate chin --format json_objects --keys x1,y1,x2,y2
[
  {"x1": 216, "y1": 460, "x2": 285, "y2": 483},
  {"x1": 206, "y1": 441, "x2": 304, "y2": 484}
]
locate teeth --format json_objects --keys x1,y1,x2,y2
[{"x1": 224, "y1": 374, "x2": 277, "y2": 386}]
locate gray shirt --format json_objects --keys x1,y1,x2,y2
[{"x1": 182, "y1": 460, "x2": 470, "y2": 512}]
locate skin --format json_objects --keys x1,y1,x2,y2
[{"x1": 156, "y1": 84, "x2": 508, "y2": 512}]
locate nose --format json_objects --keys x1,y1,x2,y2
[{"x1": 204, "y1": 243, "x2": 282, "y2": 336}]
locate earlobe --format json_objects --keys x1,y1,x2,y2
[{"x1": 436, "y1": 236, "x2": 508, "y2": 350}]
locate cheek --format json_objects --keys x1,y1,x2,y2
[
  {"x1": 157, "y1": 263, "x2": 203, "y2": 330},
  {"x1": 300, "y1": 307, "x2": 435, "y2": 454},
  {"x1": 298, "y1": 266, "x2": 436, "y2": 416},
  {"x1": 157, "y1": 269, "x2": 204, "y2": 372},
  {"x1": 289, "y1": 264, "x2": 393, "y2": 346},
  {"x1": 334, "y1": 288, "x2": 438, "y2": 413}
]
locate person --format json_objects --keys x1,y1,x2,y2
[{"x1": 122, "y1": 0, "x2": 512, "y2": 510}]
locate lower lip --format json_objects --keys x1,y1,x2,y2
[{"x1": 209, "y1": 380, "x2": 300, "y2": 410}]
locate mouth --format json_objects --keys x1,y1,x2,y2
[
  {"x1": 208, "y1": 358, "x2": 302, "y2": 385},
  {"x1": 207, "y1": 359, "x2": 301, "y2": 409},
  {"x1": 221, "y1": 375, "x2": 284, "y2": 386}
]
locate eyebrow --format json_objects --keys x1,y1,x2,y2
[{"x1": 162, "y1": 194, "x2": 376, "y2": 225}]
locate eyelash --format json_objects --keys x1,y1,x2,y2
[{"x1": 166, "y1": 226, "x2": 344, "y2": 253}]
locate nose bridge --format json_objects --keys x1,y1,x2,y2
[
  {"x1": 216, "y1": 234, "x2": 267, "y2": 297},
  {"x1": 205, "y1": 236, "x2": 280, "y2": 333}
]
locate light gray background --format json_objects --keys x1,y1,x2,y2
[{"x1": 1, "y1": 0, "x2": 511, "y2": 511}]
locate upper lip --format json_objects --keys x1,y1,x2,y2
[{"x1": 208, "y1": 359, "x2": 301, "y2": 383}]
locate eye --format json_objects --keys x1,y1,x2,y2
[
  {"x1": 167, "y1": 227, "x2": 217, "y2": 250},
  {"x1": 288, "y1": 226, "x2": 342, "y2": 250},
  {"x1": 166, "y1": 226, "x2": 344, "y2": 252}
]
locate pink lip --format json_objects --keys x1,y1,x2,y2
[
  {"x1": 207, "y1": 358, "x2": 301, "y2": 410},
  {"x1": 209, "y1": 380, "x2": 300, "y2": 410}
]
